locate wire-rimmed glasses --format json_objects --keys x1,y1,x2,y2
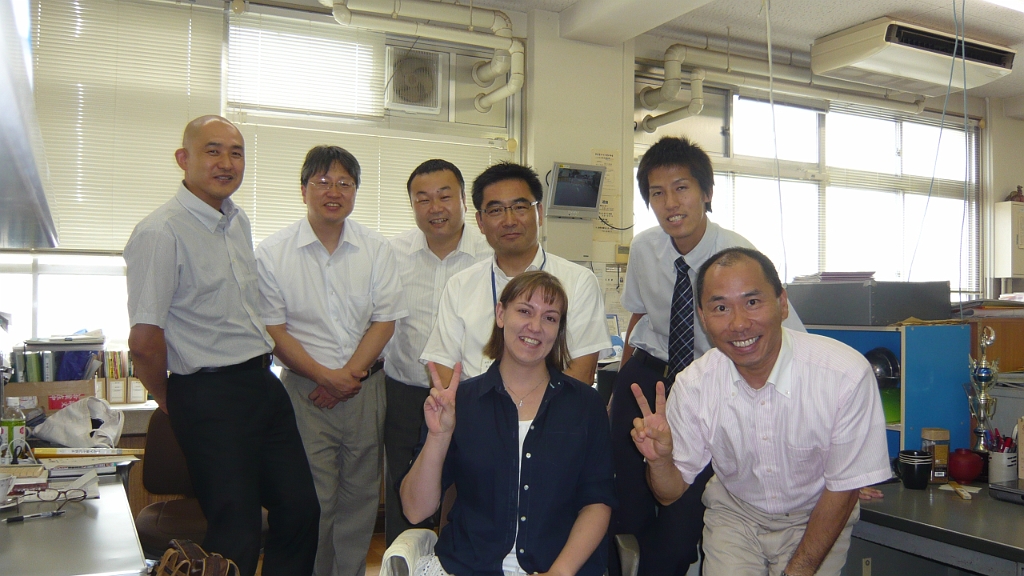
[{"x1": 22, "y1": 488, "x2": 87, "y2": 510}]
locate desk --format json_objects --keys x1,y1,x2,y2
[
  {"x1": 0, "y1": 475, "x2": 147, "y2": 576},
  {"x1": 848, "y1": 481, "x2": 1024, "y2": 575}
]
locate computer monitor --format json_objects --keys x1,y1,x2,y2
[{"x1": 545, "y1": 162, "x2": 605, "y2": 220}]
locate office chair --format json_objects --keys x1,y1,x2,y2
[{"x1": 134, "y1": 409, "x2": 268, "y2": 559}]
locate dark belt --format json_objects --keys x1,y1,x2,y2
[
  {"x1": 361, "y1": 359, "x2": 385, "y2": 382},
  {"x1": 195, "y1": 353, "x2": 273, "y2": 374},
  {"x1": 632, "y1": 348, "x2": 676, "y2": 381}
]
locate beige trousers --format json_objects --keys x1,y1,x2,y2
[{"x1": 701, "y1": 476, "x2": 858, "y2": 576}]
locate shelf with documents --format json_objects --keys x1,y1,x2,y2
[{"x1": 808, "y1": 324, "x2": 971, "y2": 458}]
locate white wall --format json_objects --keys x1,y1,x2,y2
[{"x1": 523, "y1": 9, "x2": 634, "y2": 257}]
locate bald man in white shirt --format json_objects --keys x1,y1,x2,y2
[{"x1": 632, "y1": 247, "x2": 890, "y2": 576}]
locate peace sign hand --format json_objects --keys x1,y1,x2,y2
[
  {"x1": 424, "y1": 362, "x2": 461, "y2": 437},
  {"x1": 630, "y1": 381, "x2": 674, "y2": 462}
]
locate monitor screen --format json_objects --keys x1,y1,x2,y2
[{"x1": 546, "y1": 162, "x2": 605, "y2": 220}]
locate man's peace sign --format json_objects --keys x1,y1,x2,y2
[{"x1": 630, "y1": 380, "x2": 674, "y2": 462}]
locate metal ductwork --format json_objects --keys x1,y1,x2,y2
[{"x1": 0, "y1": 0, "x2": 57, "y2": 248}]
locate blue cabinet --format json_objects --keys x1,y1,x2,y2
[{"x1": 808, "y1": 324, "x2": 971, "y2": 459}]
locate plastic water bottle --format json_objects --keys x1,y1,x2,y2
[{"x1": 1, "y1": 397, "x2": 26, "y2": 458}]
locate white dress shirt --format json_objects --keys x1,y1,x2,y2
[
  {"x1": 421, "y1": 247, "x2": 613, "y2": 380},
  {"x1": 255, "y1": 217, "x2": 408, "y2": 369},
  {"x1": 622, "y1": 221, "x2": 805, "y2": 362},
  {"x1": 384, "y1": 226, "x2": 492, "y2": 387},
  {"x1": 125, "y1": 184, "x2": 273, "y2": 375},
  {"x1": 666, "y1": 328, "x2": 892, "y2": 515}
]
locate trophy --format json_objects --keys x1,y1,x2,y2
[{"x1": 966, "y1": 326, "x2": 999, "y2": 452}]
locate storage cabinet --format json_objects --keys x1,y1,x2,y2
[
  {"x1": 994, "y1": 201, "x2": 1024, "y2": 278},
  {"x1": 808, "y1": 324, "x2": 971, "y2": 458}
]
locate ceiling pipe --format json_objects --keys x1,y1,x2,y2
[
  {"x1": 639, "y1": 68, "x2": 705, "y2": 133},
  {"x1": 701, "y1": 69, "x2": 926, "y2": 114},
  {"x1": 474, "y1": 49, "x2": 510, "y2": 86},
  {"x1": 333, "y1": 0, "x2": 513, "y2": 35},
  {"x1": 476, "y1": 43, "x2": 523, "y2": 112},
  {"x1": 638, "y1": 43, "x2": 926, "y2": 129},
  {"x1": 325, "y1": 1, "x2": 523, "y2": 107}
]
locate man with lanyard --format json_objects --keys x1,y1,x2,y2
[
  {"x1": 125, "y1": 115, "x2": 319, "y2": 576},
  {"x1": 421, "y1": 161, "x2": 611, "y2": 385},
  {"x1": 255, "y1": 145, "x2": 408, "y2": 576},
  {"x1": 608, "y1": 136, "x2": 805, "y2": 576},
  {"x1": 630, "y1": 247, "x2": 890, "y2": 576},
  {"x1": 382, "y1": 159, "x2": 491, "y2": 545}
]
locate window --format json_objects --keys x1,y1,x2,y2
[
  {"x1": 0, "y1": 253, "x2": 128, "y2": 348},
  {"x1": 32, "y1": 0, "x2": 222, "y2": 251},
  {"x1": 227, "y1": 10, "x2": 385, "y2": 118},
  {"x1": 635, "y1": 96, "x2": 980, "y2": 299},
  {"x1": 226, "y1": 6, "x2": 511, "y2": 243},
  {"x1": 732, "y1": 97, "x2": 818, "y2": 164}
]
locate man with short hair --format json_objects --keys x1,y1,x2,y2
[
  {"x1": 125, "y1": 115, "x2": 319, "y2": 576},
  {"x1": 382, "y1": 158, "x2": 492, "y2": 544},
  {"x1": 631, "y1": 247, "x2": 890, "y2": 576},
  {"x1": 255, "y1": 145, "x2": 408, "y2": 576},
  {"x1": 421, "y1": 161, "x2": 612, "y2": 385},
  {"x1": 609, "y1": 136, "x2": 806, "y2": 576}
]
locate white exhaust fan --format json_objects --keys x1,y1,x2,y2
[
  {"x1": 386, "y1": 47, "x2": 442, "y2": 115},
  {"x1": 811, "y1": 17, "x2": 1014, "y2": 97}
]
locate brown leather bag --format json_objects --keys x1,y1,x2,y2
[{"x1": 152, "y1": 539, "x2": 240, "y2": 576}]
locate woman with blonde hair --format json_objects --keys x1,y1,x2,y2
[{"x1": 401, "y1": 270, "x2": 614, "y2": 576}]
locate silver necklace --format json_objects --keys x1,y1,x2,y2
[{"x1": 506, "y1": 375, "x2": 549, "y2": 408}]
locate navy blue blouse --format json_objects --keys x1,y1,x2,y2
[{"x1": 423, "y1": 362, "x2": 616, "y2": 576}]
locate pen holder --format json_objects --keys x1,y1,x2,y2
[{"x1": 990, "y1": 451, "x2": 1018, "y2": 483}]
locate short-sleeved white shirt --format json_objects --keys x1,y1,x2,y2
[
  {"x1": 255, "y1": 217, "x2": 408, "y2": 369},
  {"x1": 622, "y1": 221, "x2": 805, "y2": 362},
  {"x1": 420, "y1": 247, "x2": 613, "y2": 380},
  {"x1": 384, "y1": 226, "x2": 492, "y2": 388},
  {"x1": 666, "y1": 328, "x2": 892, "y2": 514},
  {"x1": 124, "y1": 184, "x2": 273, "y2": 375}
]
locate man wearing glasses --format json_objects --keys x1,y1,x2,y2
[
  {"x1": 421, "y1": 161, "x2": 611, "y2": 385},
  {"x1": 255, "y1": 145, "x2": 408, "y2": 576}
]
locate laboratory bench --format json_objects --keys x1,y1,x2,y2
[{"x1": 843, "y1": 480, "x2": 1024, "y2": 575}]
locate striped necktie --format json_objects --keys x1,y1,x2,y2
[{"x1": 668, "y1": 256, "x2": 694, "y2": 377}]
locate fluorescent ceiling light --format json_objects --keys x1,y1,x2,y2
[{"x1": 982, "y1": 0, "x2": 1024, "y2": 14}]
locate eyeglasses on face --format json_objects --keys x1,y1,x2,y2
[
  {"x1": 23, "y1": 488, "x2": 87, "y2": 510},
  {"x1": 309, "y1": 179, "x2": 356, "y2": 192},
  {"x1": 480, "y1": 200, "x2": 539, "y2": 219}
]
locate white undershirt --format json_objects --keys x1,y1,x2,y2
[{"x1": 501, "y1": 419, "x2": 534, "y2": 576}]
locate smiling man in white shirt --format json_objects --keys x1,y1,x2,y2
[
  {"x1": 632, "y1": 247, "x2": 890, "y2": 576},
  {"x1": 420, "y1": 161, "x2": 611, "y2": 385},
  {"x1": 256, "y1": 145, "x2": 408, "y2": 576},
  {"x1": 382, "y1": 159, "x2": 491, "y2": 544}
]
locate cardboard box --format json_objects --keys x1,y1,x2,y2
[{"x1": 3, "y1": 380, "x2": 94, "y2": 414}]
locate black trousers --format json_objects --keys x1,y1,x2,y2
[
  {"x1": 608, "y1": 354, "x2": 714, "y2": 576},
  {"x1": 167, "y1": 367, "x2": 320, "y2": 576},
  {"x1": 383, "y1": 374, "x2": 436, "y2": 545}
]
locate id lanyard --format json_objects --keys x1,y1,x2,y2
[{"x1": 491, "y1": 247, "x2": 547, "y2": 310}]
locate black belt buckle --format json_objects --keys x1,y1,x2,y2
[{"x1": 361, "y1": 359, "x2": 384, "y2": 382}]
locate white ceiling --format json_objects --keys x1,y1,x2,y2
[{"x1": 270, "y1": 0, "x2": 1024, "y2": 99}]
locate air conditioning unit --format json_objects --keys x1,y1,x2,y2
[
  {"x1": 386, "y1": 47, "x2": 443, "y2": 115},
  {"x1": 811, "y1": 17, "x2": 1015, "y2": 97}
]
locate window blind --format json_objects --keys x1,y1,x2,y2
[
  {"x1": 32, "y1": 0, "x2": 222, "y2": 251},
  {"x1": 227, "y1": 9, "x2": 385, "y2": 119},
  {"x1": 236, "y1": 123, "x2": 511, "y2": 243}
]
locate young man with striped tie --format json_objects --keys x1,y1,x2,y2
[{"x1": 608, "y1": 136, "x2": 806, "y2": 576}]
